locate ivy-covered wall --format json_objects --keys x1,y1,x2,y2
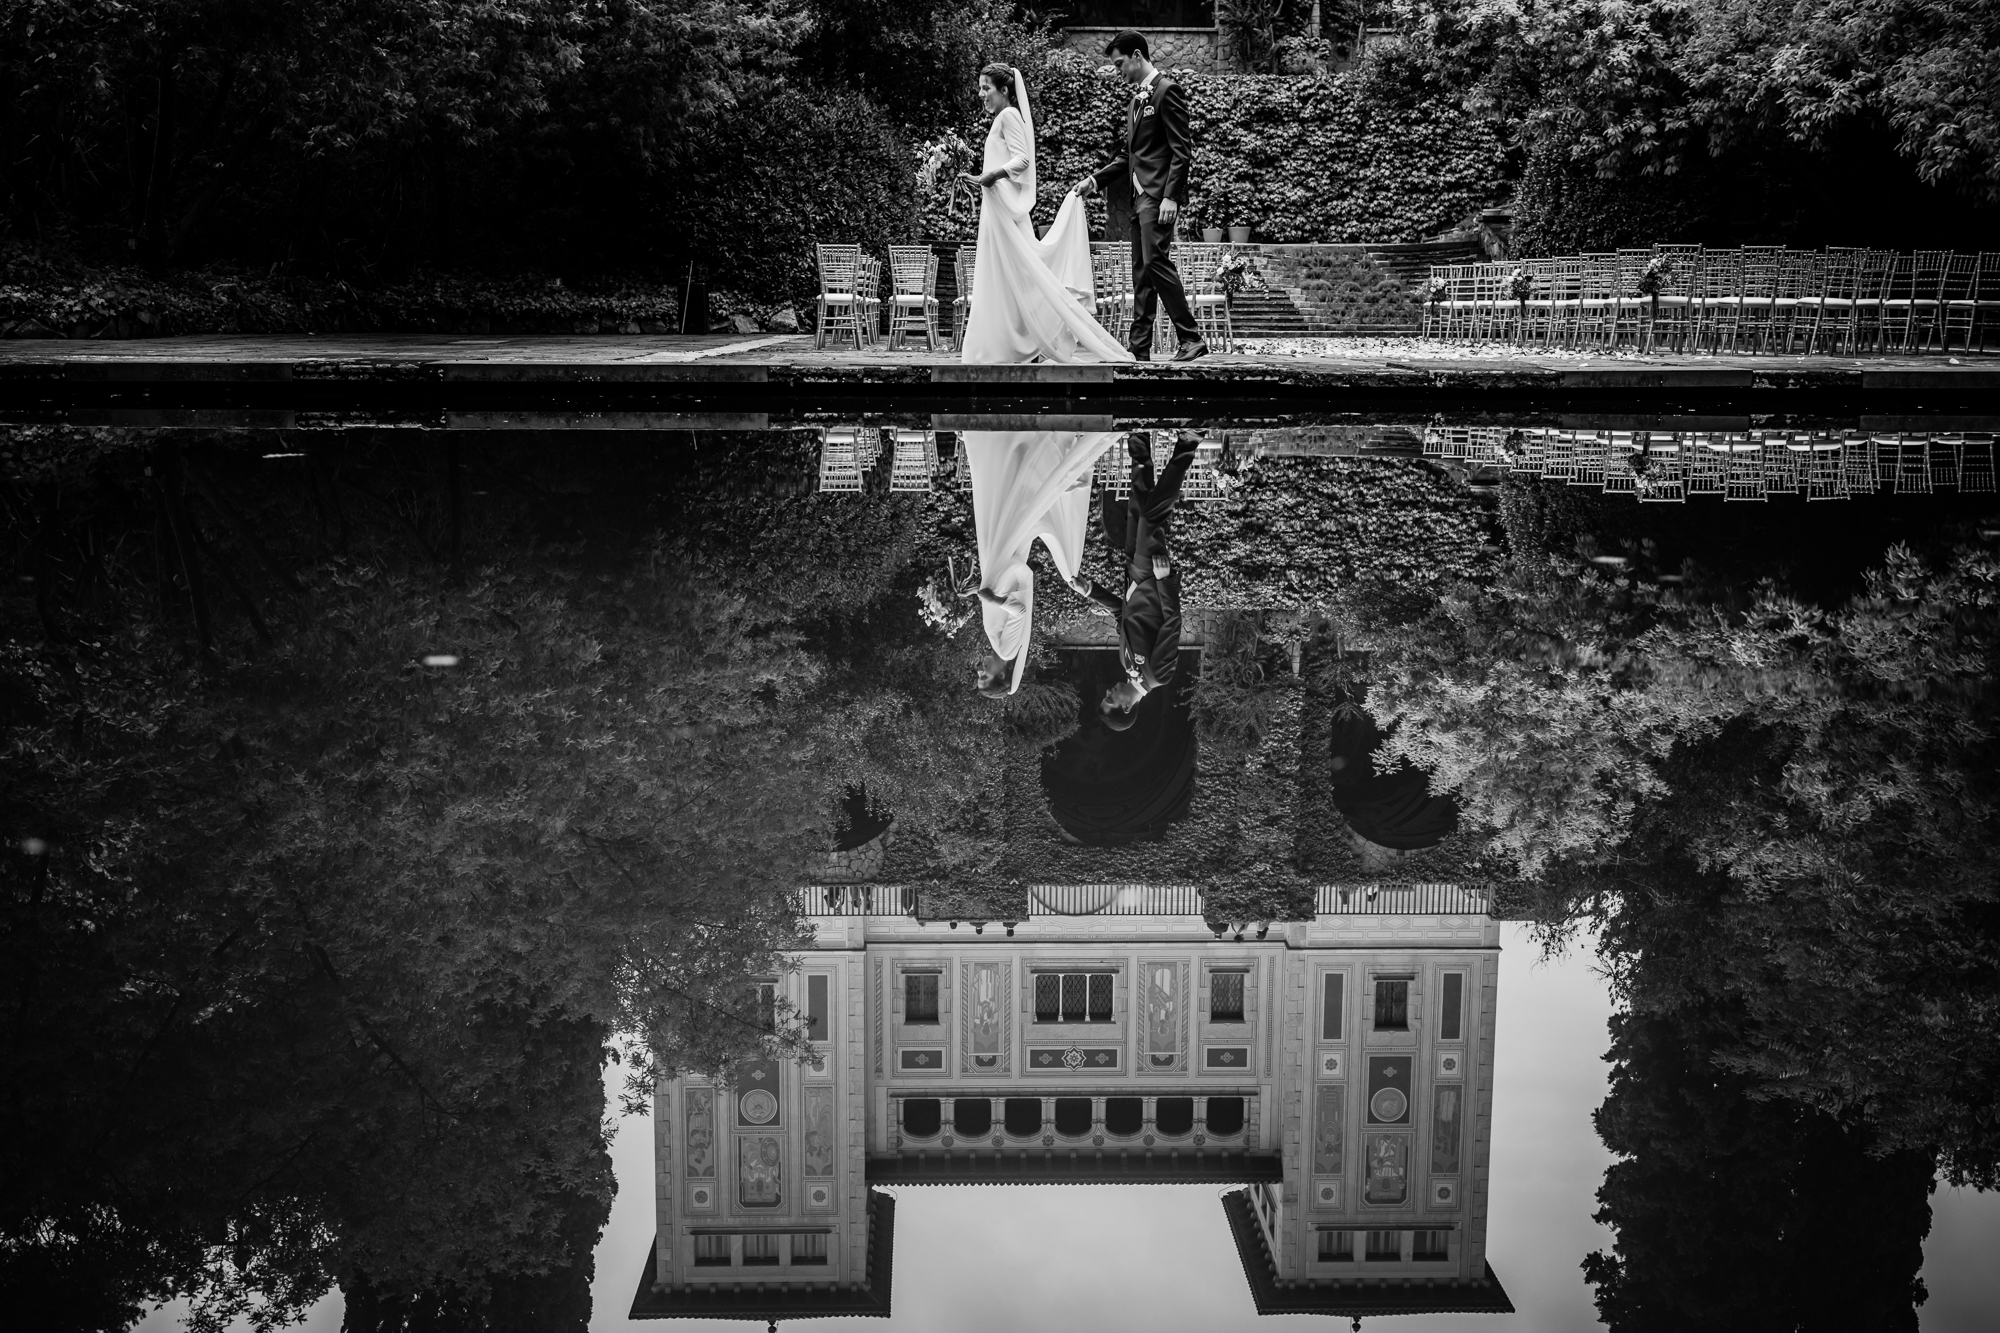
[{"x1": 923, "y1": 49, "x2": 1503, "y2": 245}]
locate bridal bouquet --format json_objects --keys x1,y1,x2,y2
[
  {"x1": 1636, "y1": 253, "x2": 1676, "y2": 296},
  {"x1": 915, "y1": 133, "x2": 973, "y2": 196}
]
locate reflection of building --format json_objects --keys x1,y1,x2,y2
[{"x1": 631, "y1": 885, "x2": 1512, "y2": 1321}]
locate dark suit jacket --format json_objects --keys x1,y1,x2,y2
[
  {"x1": 1091, "y1": 73, "x2": 1192, "y2": 206},
  {"x1": 1085, "y1": 572, "x2": 1181, "y2": 690}
]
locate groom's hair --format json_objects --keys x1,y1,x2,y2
[
  {"x1": 1103, "y1": 31, "x2": 1149, "y2": 60},
  {"x1": 978, "y1": 62, "x2": 1017, "y2": 101}
]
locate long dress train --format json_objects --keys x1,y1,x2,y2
[
  {"x1": 968, "y1": 430, "x2": 1122, "y2": 693},
  {"x1": 959, "y1": 103, "x2": 1133, "y2": 365}
]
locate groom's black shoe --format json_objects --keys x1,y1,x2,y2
[
  {"x1": 1127, "y1": 432, "x2": 1152, "y2": 465},
  {"x1": 1171, "y1": 430, "x2": 1201, "y2": 459},
  {"x1": 1127, "y1": 346, "x2": 1152, "y2": 361},
  {"x1": 1172, "y1": 340, "x2": 1210, "y2": 363}
]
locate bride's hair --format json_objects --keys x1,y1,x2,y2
[{"x1": 978, "y1": 62, "x2": 1018, "y2": 102}]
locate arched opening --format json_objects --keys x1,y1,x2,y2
[
  {"x1": 1103, "y1": 1097, "x2": 1144, "y2": 1137},
  {"x1": 1205, "y1": 1096, "x2": 1246, "y2": 1136},
  {"x1": 1155, "y1": 1096, "x2": 1195, "y2": 1137},
  {"x1": 952, "y1": 1098, "x2": 993, "y2": 1137},
  {"x1": 901, "y1": 1098, "x2": 941, "y2": 1138},
  {"x1": 1041, "y1": 649, "x2": 1201, "y2": 844},
  {"x1": 1053, "y1": 1097, "x2": 1095, "y2": 1137},
  {"x1": 1004, "y1": 1098, "x2": 1043, "y2": 1137}
]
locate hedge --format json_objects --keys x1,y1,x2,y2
[
  {"x1": 921, "y1": 47, "x2": 1503, "y2": 245},
  {"x1": 0, "y1": 244, "x2": 689, "y2": 339}
]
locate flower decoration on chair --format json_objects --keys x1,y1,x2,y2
[
  {"x1": 1635, "y1": 254, "x2": 1676, "y2": 297},
  {"x1": 1421, "y1": 274, "x2": 1449, "y2": 305},
  {"x1": 1216, "y1": 252, "x2": 1260, "y2": 300},
  {"x1": 1503, "y1": 267, "x2": 1534, "y2": 302}
]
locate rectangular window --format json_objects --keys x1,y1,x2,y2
[
  {"x1": 807, "y1": 974, "x2": 829, "y2": 1042},
  {"x1": 741, "y1": 1233, "x2": 780, "y2": 1266},
  {"x1": 1373, "y1": 979, "x2": 1409, "y2": 1031},
  {"x1": 1210, "y1": 971, "x2": 1246, "y2": 1022},
  {"x1": 1414, "y1": 1230, "x2": 1451, "y2": 1262},
  {"x1": 693, "y1": 1234, "x2": 732, "y2": 1267},
  {"x1": 904, "y1": 972, "x2": 940, "y2": 1024},
  {"x1": 1438, "y1": 972, "x2": 1463, "y2": 1041},
  {"x1": 1365, "y1": 1230, "x2": 1403, "y2": 1262},
  {"x1": 1033, "y1": 971, "x2": 1115, "y2": 1023},
  {"x1": 1316, "y1": 1230, "x2": 1354, "y2": 1262},
  {"x1": 791, "y1": 1233, "x2": 829, "y2": 1265},
  {"x1": 1321, "y1": 973, "x2": 1345, "y2": 1040}
]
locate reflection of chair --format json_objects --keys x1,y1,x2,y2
[
  {"x1": 1894, "y1": 435, "x2": 1934, "y2": 494},
  {"x1": 1803, "y1": 438, "x2": 1848, "y2": 500},
  {"x1": 1962, "y1": 437, "x2": 1995, "y2": 493},
  {"x1": 889, "y1": 430, "x2": 937, "y2": 491},
  {"x1": 1685, "y1": 439, "x2": 1726, "y2": 496},
  {"x1": 1723, "y1": 439, "x2": 1766, "y2": 501},
  {"x1": 817, "y1": 428, "x2": 865, "y2": 493},
  {"x1": 1841, "y1": 437, "x2": 1879, "y2": 495}
]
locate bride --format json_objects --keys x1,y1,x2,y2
[
  {"x1": 968, "y1": 429, "x2": 1122, "y2": 696},
  {"x1": 958, "y1": 64, "x2": 1133, "y2": 365}
]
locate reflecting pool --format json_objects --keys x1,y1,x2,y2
[{"x1": 7, "y1": 419, "x2": 1997, "y2": 1332}]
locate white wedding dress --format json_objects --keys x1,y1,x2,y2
[
  {"x1": 960, "y1": 73, "x2": 1133, "y2": 365},
  {"x1": 968, "y1": 430, "x2": 1121, "y2": 693}
]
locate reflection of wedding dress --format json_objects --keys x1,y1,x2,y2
[
  {"x1": 968, "y1": 430, "x2": 1121, "y2": 693},
  {"x1": 960, "y1": 74, "x2": 1133, "y2": 365}
]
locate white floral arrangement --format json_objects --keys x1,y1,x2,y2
[
  {"x1": 914, "y1": 133, "x2": 973, "y2": 197},
  {"x1": 1503, "y1": 267, "x2": 1535, "y2": 302},
  {"x1": 1421, "y1": 274, "x2": 1449, "y2": 304}
]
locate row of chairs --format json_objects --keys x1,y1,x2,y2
[
  {"x1": 817, "y1": 241, "x2": 1240, "y2": 355},
  {"x1": 1422, "y1": 246, "x2": 2000, "y2": 354},
  {"x1": 1423, "y1": 427, "x2": 1997, "y2": 501},
  {"x1": 816, "y1": 428, "x2": 1231, "y2": 499}
]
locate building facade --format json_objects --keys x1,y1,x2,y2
[{"x1": 631, "y1": 884, "x2": 1512, "y2": 1322}]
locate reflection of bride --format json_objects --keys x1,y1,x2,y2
[
  {"x1": 958, "y1": 63, "x2": 1134, "y2": 365},
  {"x1": 968, "y1": 430, "x2": 1120, "y2": 695}
]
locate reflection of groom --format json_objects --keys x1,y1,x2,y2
[
  {"x1": 1070, "y1": 30, "x2": 1207, "y2": 362},
  {"x1": 1066, "y1": 431, "x2": 1197, "y2": 729}
]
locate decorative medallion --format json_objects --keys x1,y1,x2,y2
[
  {"x1": 1029, "y1": 1047, "x2": 1120, "y2": 1070},
  {"x1": 687, "y1": 1183, "x2": 714, "y2": 1210},
  {"x1": 808, "y1": 1183, "x2": 834, "y2": 1210},
  {"x1": 1092, "y1": 1134, "x2": 1104, "y2": 1146},
  {"x1": 733, "y1": 1059, "x2": 781, "y2": 1128},
  {"x1": 1436, "y1": 1049, "x2": 1464, "y2": 1079},
  {"x1": 941, "y1": 1134, "x2": 954, "y2": 1147},
  {"x1": 991, "y1": 1135, "x2": 1004, "y2": 1148},
  {"x1": 1143, "y1": 1134, "x2": 1155, "y2": 1147},
  {"x1": 1319, "y1": 1051, "x2": 1345, "y2": 1078},
  {"x1": 899, "y1": 1048, "x2": 946, "y2": 1071},
  {"x1": 1366, "y1": 1055, "x2": 1412, "y2": 1125},
  {"x1": 1430, "y1": 1179, "x2": 1458, "y2": 1207},
  {"x1": 1369, "y1": 1087, "x2": 1408, "y2": 1122},
  {"x1": 1204, "y1": 1046, "x2": 1251, "y2": 1070},
  {"x1": 1042, "y1": 1134, "x2": 1054, "y2": 1146},
  {"x1": 1193, "y1": 1132, "x2": 1206, "y2": 1146},
  {"x1": 1313, "y1": 1178, "x2": 1343, "y2": 1208},
  {"x1": 1062, "y1": 1045, "x2": 1085, "y2": 1070}
]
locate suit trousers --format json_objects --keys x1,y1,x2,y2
[
  {"x1": 1101, "y1": 444, "x2": 1195, "y2": 579},
  {"x1": 1128, "y1": 197, "x2": 1202, "y2": 352}
]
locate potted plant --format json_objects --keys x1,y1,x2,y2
[
  {"x1": 1228, "y1": 225, "x2": 1252, "y2": 243},
  {"x1": 1202, "y1": 225, "x2": 1225, "y2": 242}
]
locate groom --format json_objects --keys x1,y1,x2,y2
[
  {"x1": 1067, "y1": 431, "x2": 1198, "y2": 729},
  {"x1": 1071, "y1": 31, "x2": 1208, "y2": 362}
]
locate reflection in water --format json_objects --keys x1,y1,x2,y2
[
  {"x1": 1, "y1": 421, "x2": 1992, "y2": 1327},
  {"x1": 633, "y1": 893, "x2": 1513, "y2": 1320}
]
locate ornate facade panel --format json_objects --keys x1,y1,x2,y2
[
  {"x1": 737, "y1": 1135, "x2": 783, "y2": 1209},
  {"x1": 684, "y1": 1087, "x2": 715, "y2": 1179},
  {"x1": 960, "y1": 960, "x2": 1011, "y2": 1073},
  {"x1": 1140, "y1": 960, "x2": 1190, "y2": 1071},
  {"x1": 872, "y1": 959, "x2": 884, "y2": 1077},
  {"x1": 804, "y1": 1085, "x2": 836, "y2": 1178},
  {"x1": 1363, "y1": 1133, "x2": 1410, "y2": 1206},
  {"x1": 1430, "y1": 1082, "x2": 1463, "y2": 1175}
]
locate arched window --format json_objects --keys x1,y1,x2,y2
[
  {"x1": 901, "y1": 1098, "x2": 941, "y2": 1137},
  {"x1": 1205, "y1": 1096, "x2": 1246, "y2": 1136},
  {"x1": 952, "y1": 1098, "x2": 993, "y2": 1137},
  {"x1": 1053, "y1": 1097, "x2": 1095, "y2": 1137},
  {"x1": 1004, "y1": 1098, "x2": 1044, "y2": 1137},
  {"x1": 1104, "y1": 1097, "x2": 1144, "y2": 1136},
  {"x1": 1155, "y1": 1096, "x2": 1195, "y2": 1137}
]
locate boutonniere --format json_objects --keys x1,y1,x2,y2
[{"x1": 1142, "y1": 105, "x2": 1156, "y2": 117}]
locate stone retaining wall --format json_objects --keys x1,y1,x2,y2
[{"x1": 1060, "y1": 26, "x2": 1222, "y2": 71}]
